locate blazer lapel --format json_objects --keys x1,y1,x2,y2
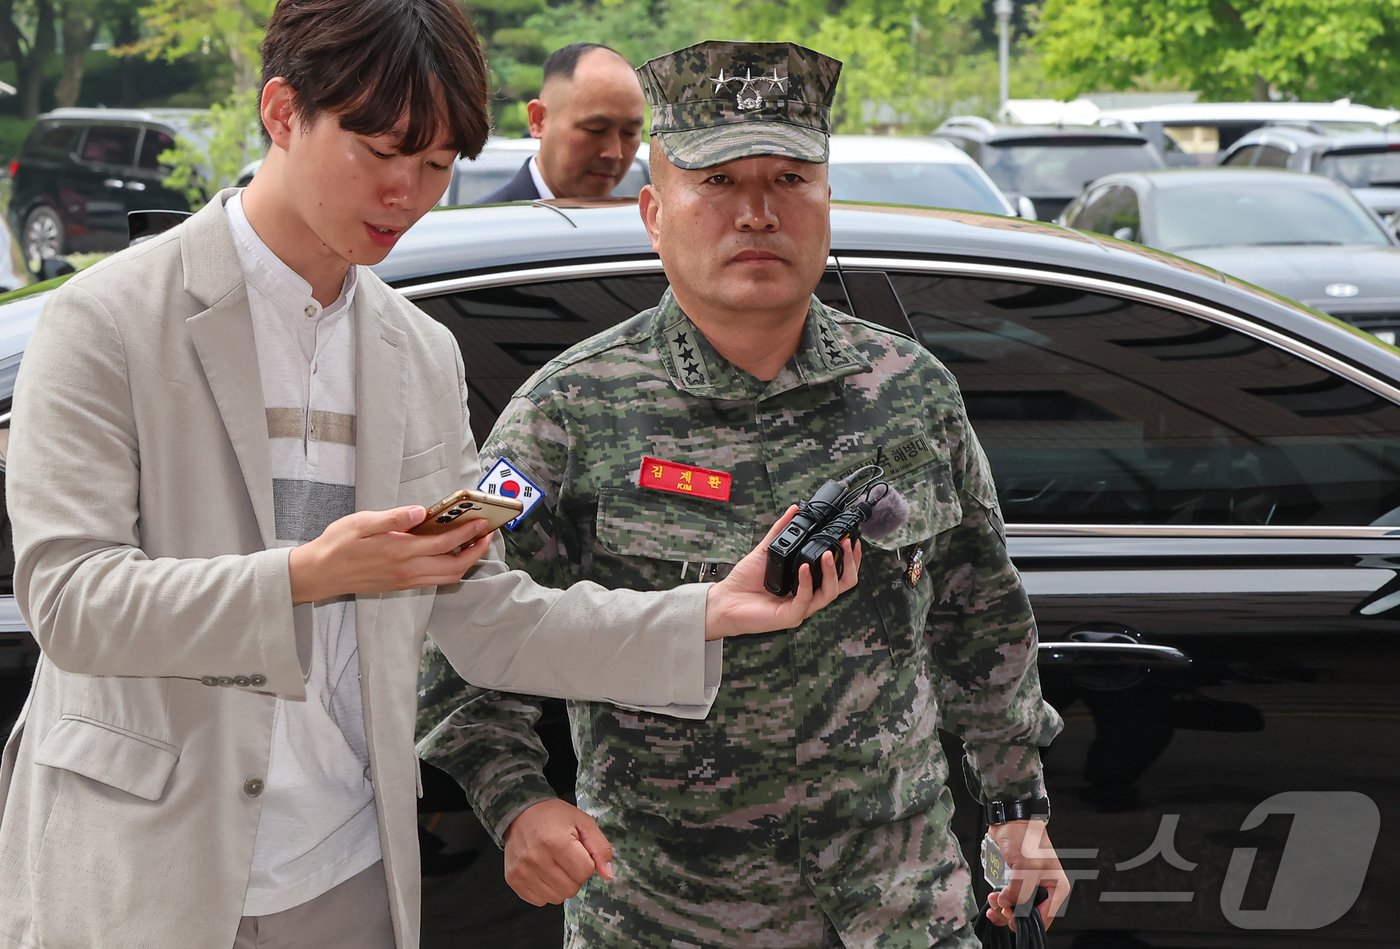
[
  {"x1": 182, "y1": 191, "x2": 278, "y2": 548},
  {"x1": 352, "y1": 284, "x2": 407, "y2": 674},
  {"x1": 354, "y1": 284, "x2": 408, "y2": 512}
]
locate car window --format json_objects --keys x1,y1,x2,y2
[
  {"x1": 1221, "y1": 144, "x2": 1262, "y2": 167},
  {"x1": 136, "y1": 128, "x2": 177, "y2": 171},
  {"x1": 886, "y1": 271, "x2": 1400, "y2": 527},
  {"x1": 1152, "y1": 181, "x2": 1391, "y2": 250},
  {"x1": 1316, "y1": 148, "x2": 1400, "y2": 189},
  {"x1": 828, "y1": 161, "x2": 1008, "y2": 214},
  {"x1": 78, "y1": 125, "x2": 140, "y2": 167},
  {"x1": 1066, "y1": 186, "x2": 1114, "y2": 232},
  {"x1": 413, "y1": 269, "x2": 851, "y2": 443},
  {"x1": 30, "y1": 123, "x2": 78, "y2": 156},
  {"x1": 981, "y1": 139, "x2": 1161, "y2": 195},
  {"x1": 1254, "y1": 145, "x2": 1290, "y2": 168}
]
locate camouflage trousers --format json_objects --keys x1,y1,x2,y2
[{"x1": 563, "y1": 791, "x2": 981, "y2": 948}]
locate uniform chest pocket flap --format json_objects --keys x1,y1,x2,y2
[
  {"x1": 597, "y1": 487, "x2": 752, "y2": 569},
  {"x1": 861, "y1": 463, "x2": 961, "y2": 556},
  {"x1": 34, "y1": 715, "x2": 180, "y2": 802}
]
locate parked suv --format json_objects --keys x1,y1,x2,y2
[
  {"x1": 931, "y1": 116, "x2": 1164, "y2": 220},
  {"x1": 7, "y1": 108, "x2": 209, "y2": 275},
  {"x1": 1219, "y1": 125, "x2": 1400, "y2": 236}
]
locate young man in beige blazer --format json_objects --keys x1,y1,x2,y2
[{"x1": 0, "y1": 2, "x2": 857, "y2": 947}]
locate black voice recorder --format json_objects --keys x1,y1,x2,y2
[{"x1": 763, "y1": 466, "x2": 888, "y2": 596}]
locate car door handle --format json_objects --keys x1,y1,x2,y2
[
  {"x1": 102, "y1": 178, "x2": 124, "y2": 189},
  {"x1": 125, "y1": 181, "x2": 146, "y2": 192},
  {"x1": 1037, "y1": 640, "x2": 1191, "y2": 669}
]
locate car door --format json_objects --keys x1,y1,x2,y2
[
  {"x1": 843, "y1": 260, "x2": 1400, "y2": 946},
  {"x1": 67, "y1": 124, "x2": 143, "y2": 251}
]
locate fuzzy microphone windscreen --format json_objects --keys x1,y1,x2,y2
[{"x1": 861, "y1": 483, "x2": 910, "y2": 540}]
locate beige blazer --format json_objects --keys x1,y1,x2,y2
[{"x1": 0, "y1": 193, "x2": 715, "y2": 948}]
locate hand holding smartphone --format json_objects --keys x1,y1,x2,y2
[{"x1": 410, "y1": 487, "x2": 525, "y2": 536}]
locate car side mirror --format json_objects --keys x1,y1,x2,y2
[
  {"x1": 39, "y1": 257, "x2": 76, "y2": 280},
  {"x1": 1112, "y1": 226, "x2": 1137, "y2": 242},
  {"x1": 1016, "y1": 195, "x2": 1037, "y2": 220}
]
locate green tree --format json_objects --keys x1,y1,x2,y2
[
  {"x1": 1, "y1": 0, "x2": 57, "y2": 117},
  {"x1": 1035, "y1": 0, "x2": 1400, "y2": 103},
  {"x1": 116, "y1": 0, "x2": 273, "y2": 94}
]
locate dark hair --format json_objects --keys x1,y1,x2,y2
[
  {"x1": 261, "y1": 0, "x2": 490, "y2": 158},
  {"x1": 541, "y1": 42, "x2": 626, "y2": 86}
]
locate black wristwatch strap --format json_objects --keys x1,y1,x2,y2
[{"x1": 984, "y1": 796, "x2": 1050, "y2": 825}]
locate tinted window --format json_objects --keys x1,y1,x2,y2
[
  {"x1": 414, "y1": 270, "x2": 851, "y2": 443},
  {"x1": 79, "y1": 125, "x2": 140, "y2": 166},
  {"x1": 888, "y1": 272, "x2": 1400, "y2": 527},
  {"x1": 1221, "y1": 144, "x2": 1262, "y2": 167},
  {"x1": 30, "y1": 123, "x2": 78, "y2": 155},
  {"x1": 981, "y1": 140, "x2": 1161, "y2": 195},
  {"x1": 1067, "y1": 185, "x2": 1138, "y2": 237},
  {"x1": 1254, "y1": 145, "x2": 1291, "y2": 168},
  {"x1": 1316, "y1": 147, "x2": 1400, "y2": 189},
  {"x1": 137, "y1": 128, "x2": 177, "y2": 171}
]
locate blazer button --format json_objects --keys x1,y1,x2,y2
[
  {"x1": 201, "y1": 676, "x2": 218, "y2": 687},
  {"x1": 243, "y1": 778, "x2": 265, "y2": 798},
  {"x1": 234, "y1": 676, "x2": 251, "y2": 688},
  {"x1": 216, "y1": 676, "x2": 234, "y2": 687},
  {"x1": 249, "y1": 674, "x2": 267, "y2": 687}
]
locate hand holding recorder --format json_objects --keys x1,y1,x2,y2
[{"x1": 289, "y1": 489, "x2": 860, "y2": 637}]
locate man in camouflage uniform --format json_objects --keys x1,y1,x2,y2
[{"x1": 418, "y1": 40, "x2": 1067, "y2": 947}]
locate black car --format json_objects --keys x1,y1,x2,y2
[
  {"x1": 6, "y1": 107, "x2": 209, "y2": 276},
  {"x1": 4, "y1": 200, "x2": 1400, "y2": 947},
  {"x1": 1059, "y1": 167, "x2": 1400, "y2": 345},
  {"x1": 931, "y1": 116, "x2": 1166, "y2": 221},
  {"x1": 1219, "y1": 126, "x2": 1400, "y2": 236}
]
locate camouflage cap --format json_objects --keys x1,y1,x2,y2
[{"x1": 636, "y1": 40, "x2": 842, "y2": 169}]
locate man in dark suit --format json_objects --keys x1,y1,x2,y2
[{"x1": 478, "y1": 43, "x2": 644, "y2": 203}]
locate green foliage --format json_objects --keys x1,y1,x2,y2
[
  {"x1": 1035, "y1": 0, "x2": 1400, "y2": 103},
  {"x1": 159, "y1": 89, "x2": 261, "y2": 209},
  {"x1": 118, "y1": 0, "x2": 274, "y2": 93},
  {"x1": 0, "y1": 116, "x2": 36, "y2": 164}
]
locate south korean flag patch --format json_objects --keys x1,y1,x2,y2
[{"x1": 476, "y1": 457, "x2": 546, "y2": 530}]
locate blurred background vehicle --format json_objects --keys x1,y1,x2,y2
[
  {"x1": 931, "y1": 116, "x2": 1166, "y2": 220},
  {"x1": 7, "y1": 107, "x2": 211, "y2": 276},
  {"x1": 1060, "y1": 167, "x2": 1400, "y2": 343},
  {"x1": 825, "y1": 133, "x2": 1023, "y2": 216},
  {"x1": 1094, "y1": 100, "x2": 1400, "y2": 167},
  {"x1": 1219, "y1": 126, "x2": 1400, "y2": 237}
]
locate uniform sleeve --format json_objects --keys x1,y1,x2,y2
[
  {"x1": 927, "y1": 394, "x2": 1064, "y2": 801},
  {"x1": 415, "y1": 392, "x2": 576, "y2": 846}
]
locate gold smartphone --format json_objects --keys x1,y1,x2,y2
[{"x1": 411, "y1": 487, "x2": 525, "y2": 536}]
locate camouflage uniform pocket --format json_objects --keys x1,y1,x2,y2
[
  {"x1": 595, "y1": 487, "x2": 751, "y2": 585},
  {"x1": 863, "y1": 464, "x2": 961, "y2": 658}
]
